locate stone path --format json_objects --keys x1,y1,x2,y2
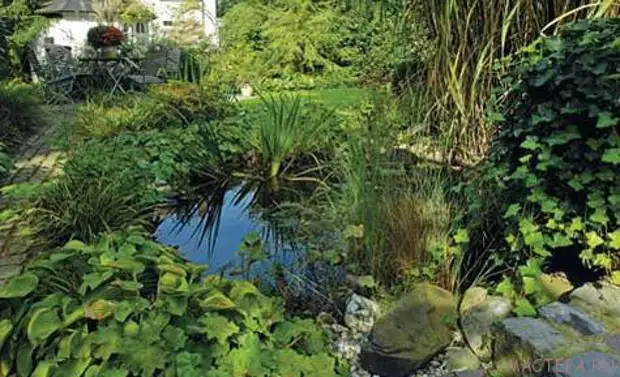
[{"x1": 0, "y1": 113, "x2": 64, "y2": 286}]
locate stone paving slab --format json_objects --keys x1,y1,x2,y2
[{"x1": 0, "y1": 110, "x2": 64, "y2": 286}]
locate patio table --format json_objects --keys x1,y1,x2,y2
[{"x1": 78, "y1": 57, "x2": 141, "y2": 95}]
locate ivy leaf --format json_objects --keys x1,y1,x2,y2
[
  {"x1": 504, "y1": 204, "x2": 521, "y2": 218},
  {"x1": 522, "y1": 277, "x2": 539, "y2": 295},
  {"x1": 589, "y1": 208, "x2": 609, "y2": 225},
  {"x1": 519, "y1": 259, "x2": 542, "y2": 277},
  {"x1": 585, "y1": 231, "x2": 605, "y2": 249},
  {"x1": 496, "y1": 277, "x2": 515, "y2": 299},
  {"x1": 0, "y1": 273, "x2": 39, "y2": 298},
  {"x1": 514, "y1": 298, "x2": 537, "y2": 317},
  {"x1": 601, "y1": 148, "x2": 620, "y2": 164},
  {"x1": 454, "y1": 229, "x2": 469, "y2": 244},
  {"x1": 609, "y1": 230, "x2": 620, "y2": 250},
  {"x1": 520, "y1": 137, "x2": 540, "y2": 150},
  {"x1": 27, "y1": 308, "x2": 62, "y2": 346},
  {"x1": 596, "y1": 112, "x2": 617, "y2": 128}
]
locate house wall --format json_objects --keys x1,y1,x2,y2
[
  {"x1": 33, "y1": 0, "x2": 217, "y2": 63},
  {"x1": 34, "y1": 14, "x2": 98, "y2": 63}
]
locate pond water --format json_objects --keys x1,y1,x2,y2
[{"x1": 154, "y1": 181, "x2": 305, "y2": 276}]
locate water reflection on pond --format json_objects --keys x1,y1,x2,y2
[{"x1": 154, "y1": 178, "x2": 314, "y2": 275}]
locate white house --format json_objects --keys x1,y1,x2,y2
[{"x1": 34, "y1": 0, "x2": 217, "y2": 61}]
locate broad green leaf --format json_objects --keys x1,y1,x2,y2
[
  {"x1": 199, "y1": 314, "x2": 239, "y2": 345},
  {"x1": 504, "y1": 204, "x2": 521, "y2": 218},
  {"x1": 596, "y1": 112, "x2": 617, "y2": 128},
  {"x1": 520, "y1": 137, "x2": 540, "y2": 150},
  {"x1": 522, "y1": 277, "x2": 539, "y2": 295},
  {"x1": 114, "y1": 301, "x2": 133, "y2": 322},
  {"x1": 0, "y1": 320, "x2": 12, "y2": 351},
  {"x1": 176, "y1": 352, "x2": 202, "y2": 377},
  {"x1": 31, "y1": 361, "x2": 57, "y2": 377},
  {"x1": 63, "y1": 240, "x2": 88, "y2": 251},
  {"x1": 514, "y1": 298, "x2": 537, "y2": 317},
  {"x1": 84, "y1": 300, "x2": 114, "y2": 321},
  {"x1": 16, "y1": 342, "x2": 33, "y2": 377},
  {"x1": 0, "y1": 273, "x2": 38, "y2": 298},
  {"x1": 453, "y1": 229, "x2": 469, "y2": 244},
  {"x1": 58, "y1": 332, "x2": 80, "y2": 359},
  {"x1": 162, "y1": 295, "x2": 188, "y2": 316},
  {"x1": 602, "y1": 148, "x2": 620, "y2": 164},
  {"x1": 229, "y1": 281, "x2": 259, "y2": 302},
  {"x1": 27, "y1": 308, "x2": 62, "y2": 346},
  {"x1": 79, "y1": 271, "x2": 115, "y2": 295},
  {"x1": 589, "y1": 208, "x2": 609, "y2": 225},
  {"x1": 586, "y1": 232, "x2": 605, "y2": 249},
  {"x1": 162, "y1": 326, "x2": 188, "y2": 351},
  {"x1": 609, "y1": 230, "x2": 620, "y2": 250},
  {"x1": 51, "y1": 358, "x2": 91, "y2": 377},
  {"x1": 200, "y1": 292, "x2": 235, "y2": 310},
  {"x1": 496, "y1": 277, "x2": 515, "y2": 299}
]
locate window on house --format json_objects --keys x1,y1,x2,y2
[
  {"x1": 135, "y1": 22, "x2": 148, "y2": 34},
  {"x1": 163, "y1": 20, "x2": 173, "y2": 26}
]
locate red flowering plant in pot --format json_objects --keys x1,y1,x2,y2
[{"x1": 87, "y1": 25, "x2": 125, "y2": 58}]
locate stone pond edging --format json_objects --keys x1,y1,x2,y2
[{"x1": 330, "y1": 281, "x2": 620, "y2": 377}]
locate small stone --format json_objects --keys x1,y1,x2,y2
[
  {"x1": 548, "y1": 351, "x2": 619, "y2": 377},
  {"x1": 345, "y1": 294, "x2": 381, "y2": 334},
  {"x1": 445, "y1": 347, "x2": 481, "y2": 372},
  {"x1": 460, "y1": 287, "x2": 488, "y2": 314},
  {"x1": 539, "y1": 302, "x2": 606, "y2": 335}
]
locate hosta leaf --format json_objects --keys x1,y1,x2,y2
[
  {"x1": 84, "y1": 300, "x2": 114, "y2": 321},
  {"x1": 63, "y1": 240, "x2": 88, "y2": 251},
  {"x1": 27, "y1": 308, "x2": 62, "y2": 346},
  {"x1": 0, "y1": 273, "x2": 38, "y2": 298},
  {"x1": 16, "y1": 342, "x2": 34, "y2": 377},
  {"x1": 51, "y1": 358, "x2": 91, "y2": 377},
  {"x1": 200, "y1": 292, "x2": 235, "y2": 310},
  {"x1": 114, "y1": 301, "x2": 134, "y2": 322},
  {"x1": 0, "y1": 320, "x2": 12, "y2": 351},
  {"x1": 31, "y1": 361, "x2": 57, "y2": 377},
  {"x1": 79, "y1": 271, "x2": 115, "y2": 295}
]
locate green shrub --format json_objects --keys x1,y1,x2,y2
[
  {"x1": 0, "y1": 81, "x2": 47, "y2": 149},
  {"x1": 0, "y1": 142, "x2": 13, "y2": 178},
  {"x1": 0, "y1": 231, "x2": 342, "y2": 377},
  {"x1": 458, "y1": 19, "x2": 620, "y2": 309}
]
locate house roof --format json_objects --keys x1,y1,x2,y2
[{"x1": 36, "y1": 0, "x2": 94, "y2": 15}]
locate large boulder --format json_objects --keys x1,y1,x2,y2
[
  {"x1": 493, "y1": 317, "x2": 568, "y2": 376},
  {"x1": 460, "y1": 295, "x2": 512, "y2": 361},
  {"x1": 570, "y1": 283, "x2": 620, "y2": 327},
  {"x1": 359, "y1": 284, "x2": 456, "y2": 377}
]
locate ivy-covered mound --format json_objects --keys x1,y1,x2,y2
[
  {"x1": 462, "y1": 18, "x2": 619, "y2": 309},
  {"x1": 0, "y1": 231, "x2": 343, "y2": 377}
]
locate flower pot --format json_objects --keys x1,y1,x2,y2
[{"x1": 101, "y1": 46, "x2": 119, "y2": 59}]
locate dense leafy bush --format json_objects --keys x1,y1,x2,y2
[
  {"x1": 458, "y1": 19, "x2": 620, "y2": 310},
  {"x1": 33, "y1": 127, "x2": 204, "y2": 244},
  {"x1": 0, "y1": 81, "x2": 47, "y2": 149},
  {"x1": 0, "y1": 231, "x2": 342, "y2": 377}
]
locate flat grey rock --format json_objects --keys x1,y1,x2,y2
[
  {"x1": 571, "y1": 283, "x2": 620, "y2": 317},
  {"x1": 548, "y1": 351, "x2": 620, "y2": 377},
  {"x1": 440, "y1": 369, "x2": 486, "y2": 377},
  {"x1": 496, "y1": 317, "x2": 567, "y2": 354},
  {"x1": 606, "y1": 334, "x2": 620, "y2": 353},
  {"x1": 540, "y1": 302, "x2": 606, "y2": 335}
]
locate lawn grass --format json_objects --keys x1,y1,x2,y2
[{"x1": 241, "y1": 87, "x2": 371, "y2": 110}]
